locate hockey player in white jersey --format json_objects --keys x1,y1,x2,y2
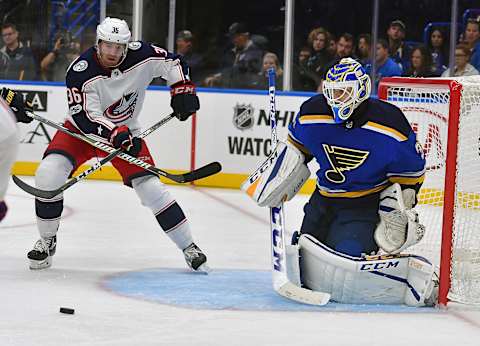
[
  {"x1": 0, "y1": 88, "x2": 33, "y2": 222},
  {"x1": 27, "y1": 17, "x2": 208, "y2": 272}
]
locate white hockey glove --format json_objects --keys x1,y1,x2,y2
[
  {"x1": 374, "y1": 183, "x2": 425, "y2": 254},
  {"x1": 241, "y1": 141, "x2": 310, "y2": 207}
]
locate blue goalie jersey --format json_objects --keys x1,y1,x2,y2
[{"x1": 288, "y1": 94, "x2": 425, "y2": 199}]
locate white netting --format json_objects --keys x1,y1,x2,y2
[{"x1": 381, "y1": 76, "x2": 480, "y2": 305}]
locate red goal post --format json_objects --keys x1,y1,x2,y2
[{"x1": 378, "y1": 76, "x2": 480, "y2": 306}]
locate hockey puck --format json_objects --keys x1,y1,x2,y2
[{"x1": 59, "y1": 307, "x2": 75, "y2": 315}]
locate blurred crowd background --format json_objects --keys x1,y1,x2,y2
[{"x1": 0, "y1": 0, "x2": 479, "y2": 94}]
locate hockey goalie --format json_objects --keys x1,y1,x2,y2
[{"x1": 242, "y1": 58, "x2": 438, "y2": 307}]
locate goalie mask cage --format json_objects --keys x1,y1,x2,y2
[{"x1": 378, "y1": 76, "x2": 480, "y2": 306}]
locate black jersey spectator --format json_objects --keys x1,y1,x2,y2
[
  {"x1": 427, "y1": 27, "x2": 448, "y2": 76},
  {"x1": 403, "y1": 45, "x2": 436, "y2": 77},
  {"x1": 0, "y1": 23, "x2": 37, "y2": 80},
  {"x1": 292, "y1": 46, "x2": 317, "y2": 91},
  {"x1": 306, "y1": 27, "x2": 332, "y2": 78},
  {"x1": 175, "y1": 30, "x2": 204, "y2": 83},
  {"x1": 204, "y1": 22, "x2": 263, "y2": 89},
  {"x1": 356, "y1": 34, "x2": 372, "y2": 65}
]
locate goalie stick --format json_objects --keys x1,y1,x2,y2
[
  {"x1": 12, "y1": 112, "x2": 221, "y2": 198},
  {"x1": 267, "y1": 68, "x2": 330, "y2": 306}
]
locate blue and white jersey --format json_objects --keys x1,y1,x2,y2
[
  {"x1": 65, "y1": 41, "x2": 190, "y2": 141},
  {"x1": 288, "y1": 94, "x2": 425, "y2": 199}
]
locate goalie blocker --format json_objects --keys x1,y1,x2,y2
[{"x1": 241, "y1": 141, "x2": 310, "y2": 207}]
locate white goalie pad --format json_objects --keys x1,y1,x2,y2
[
  {"x1": 241, "y1": 141, "x2": 310, "y2": 207},
  {"x1": 374, "y1": 183, "x2": 425, "y2": 254},
  {"x1": 299, "y1": 234, "x2": 435, "y2": 306}
]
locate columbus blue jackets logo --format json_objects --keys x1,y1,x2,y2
[
  {"x1": 103, "y1": 92, "x2": 139, "y2": 123},
  {"x1": 73, "y1": 60, "x2": 88, "y2": 72},
  {"x1": 322, "y1": 144, "x2": 369, "y2": 183},
  {"x1": 233, "y1": 103, "x2": 254, "y2": 130}
]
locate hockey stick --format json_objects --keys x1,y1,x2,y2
[
  {"x1": 267, "y1": 68, "x2": 330, "y2": 306},
  {"x1": 12, "y1": 112, "x2": 221, "y2": 197},
  {"x1": 13, "y1": 113, "x2": 175, "y2": 199}
]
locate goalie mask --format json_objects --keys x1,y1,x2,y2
[
  {"x1": 323, "y1": 58, "x2": 371, "y2": 123},
  {"x1": 96, "y1": 17, "x2": 131, "y2": 67}
]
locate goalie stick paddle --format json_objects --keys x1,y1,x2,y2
[
  {"x1": 12, "y1": 112, "x2": 222, "y2": 198},
  {"x1": 267, "y1": 68, "x2": 330, "y2": 306}
]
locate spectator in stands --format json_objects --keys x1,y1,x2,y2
[
  {"x1": 387, "y1": 19, "x2": 412, "y2": 73},
  {"x1": 0, "y1": 23, "x2": 36, "y2": 80},
  {"x1": 327, "y1": 33, "x2": 337, "y2": 57},
  {"x1": 335, "y1": 33, "x2": 354, "y2": 59},
  {"x1": 441, "y1": 44, "x2": 479, "y2": 77},
  {"x1": 175, "y1": 30, "x2": 204, "y2": 83},
  {"x1": 306, "y1": 27, "x2": 332, "y2": 78},
  {"x1": 462, "y1": 19, "x2": 480, "y2": 72},
  {"x1": 356, "y1": 33, "x2": 371, "y2": 65},
  {"x1": 365, "y1": 38, "x2": 402, "y2": 92},
  {"x1": 403, "y1": 45, "x2": 435, "y2": 77},
  {"x1": 319, "y1": 33, "x2": 355, "y2": 84},
  {"x1": 40, "y1": 30, "x2": 80, "y2": 81},
  {"x1": 204, "y1": 22, "x2": 263, "y2": 89},
  {"x1": 250, "y1": 52, "x2": 283, "y2": 90},
  {"x1": 292, "y1": 46, "x2": 317, "y2": 91},
  {"x1": 427, "y1": 27, "x2": 448, "y2": 76}
]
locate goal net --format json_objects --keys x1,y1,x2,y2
[{"x1": 378, "y1": 76, "x2": 480, "y2": 306}]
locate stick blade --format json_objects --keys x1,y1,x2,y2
[
  {"x1": 180, "y1": 162, "x2": 222, "y2": 183},
  {"x1": 11, "y1": 175, "x2": 59, "y2": 199},
  {"x1": 276, "y1": 281, "x2": 330, "y2": 306}
]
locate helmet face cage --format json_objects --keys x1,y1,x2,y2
[
  {"x1": 96, "y1": 17, "x2": 131, "y2": 66},
  {"x1": 323, "y1": 58, "x2": 371, "y2": 123}
]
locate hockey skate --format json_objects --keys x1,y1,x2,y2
[
  {"x1": 183, "y1": 243, "x2": 210, "y2": 273},
  {"x1": 27, "y1": 236, "x2": 57, "y2": 270}
]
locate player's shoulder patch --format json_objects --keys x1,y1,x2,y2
[
  {"x1": 128, "y1": 41, "x2": 142, "y2": 50},
  {"x1": 72, "y1": 60, "x2": 88, "y2": 72}
]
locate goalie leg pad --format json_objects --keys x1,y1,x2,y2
[
  {"x1": 241, "y1": 141, "x2": 310, "y2": 207},
  {"x1": 299, "y1": 234, "x2": 435, "y2": 306}
]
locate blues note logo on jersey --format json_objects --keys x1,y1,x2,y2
[
  {"x1": 104, "y1": 91, "x2": 139, "y2": 123},
  {"x1": 322, "y1": 144, "x2": 369, "y2": 183}
]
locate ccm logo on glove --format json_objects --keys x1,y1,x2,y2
[{"x1": 170, "y1": 81, "x2": 200, "y2": 121}]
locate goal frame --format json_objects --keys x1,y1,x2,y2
[{"x1": 378, "y1": 77, "x2": 463, "y2": 306}]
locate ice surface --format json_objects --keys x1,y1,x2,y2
[{"x1": 1, "y1": 177, "x2": 479, "y2": 345}]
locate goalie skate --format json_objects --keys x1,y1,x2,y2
[
  {"x1": 27, "y1": 236, "x2": 57, "y2": 270},
  {"x1": 183, "y1": 243, "x2": 210, "y2": 273}
]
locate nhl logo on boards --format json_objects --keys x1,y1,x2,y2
[
  {"x1": 128, "y1": 41, "x2": 142, "y2": 50},
  {"x1": 73, "y1": 60, "x2": 88, "y2": 72},
  {"x1": 233, "y1": 103, "x2": 254, "y2": 130}
]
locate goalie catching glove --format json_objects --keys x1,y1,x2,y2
[
  {"x1": 241, "y1": 141, "x2": 310, "y2": 207},
  {"x1": 374, "y1": 183, "x2": 425, "y2": 254}
]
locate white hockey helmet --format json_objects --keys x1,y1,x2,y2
[
  {"x1": 323, "y1": 58, "x2": 371, "y2": 123},
  {"x1": 96, "y1": 17, "x2": 131, "y2": 63}
]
